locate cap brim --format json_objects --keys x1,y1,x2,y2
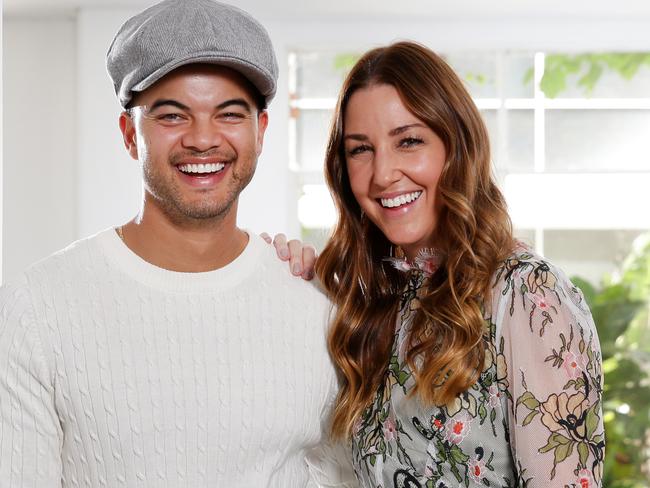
[{"x1": 128, "y1": 53, "x2": 276, "y2": 106}]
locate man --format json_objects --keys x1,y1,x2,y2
[{"x1": 0, "y1": 0, "x2": 354, "y2": 486}]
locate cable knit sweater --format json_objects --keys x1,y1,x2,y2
[{"x1": 0, "y1": 229, "x2": 355, "y2": 488}]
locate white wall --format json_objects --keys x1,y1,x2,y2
[
  {"x1": 3, "y1": 17, "x2": 78, "y2": 283},
  {"x1": 4, "y1": 10, "x2": 650, "y2": 282}
]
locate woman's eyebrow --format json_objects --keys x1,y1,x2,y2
[
  {"x1": 344, "y1": 134, "x2": 368, "y2": 141},
  {"x1": 389, "y1": 123, "x2": 425, "y2": 136}
]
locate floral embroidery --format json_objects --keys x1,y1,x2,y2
[
  {"x1": 444, "y1": 411, "x2": 473, "y2": 445},
  {"x1": 351, "y1": 246, "x2": 604, "y2": 488},
  {"x1": 384, "y1": 248, "x2": 443, "y2": 277}
]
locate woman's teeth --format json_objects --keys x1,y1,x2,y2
[
  {"x1": 380, "y1": 191, "x2": 422, "y2": 208},
  {"x1": 178, "y1": 162, "x2": 225, "y2": 174}
]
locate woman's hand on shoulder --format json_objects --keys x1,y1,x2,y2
[{"x1": 260, "y1": 232, "x2": 317, "y2": 280}]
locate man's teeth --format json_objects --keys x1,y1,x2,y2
[
  {"x1": 178, "y1": 163, "x2": 225, "y2": 174},
  {"x1": 380, "y1": 191, "x2": 422, "y2": 208}
]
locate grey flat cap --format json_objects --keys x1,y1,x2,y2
[{"x1": 106, "y1": 0, "x2": 278, "y2": 108}]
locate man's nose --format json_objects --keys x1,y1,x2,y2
[{"x1": 181, "y1": 119, "x2": 223, "y2": 152}]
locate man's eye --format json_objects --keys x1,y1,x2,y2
[
  {"x1": 158, "y1": 113, "x2": 185, "y2": 122},
  {"x1": 399, "y1": 137, "x2": 423, "y2": 148},
  {"x1": 221, "y1": 112, "x2": 246, "y2": 120}
]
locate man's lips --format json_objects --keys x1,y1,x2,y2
[{"x1": 177, "y1": 162, "x2": 226, "y2": 175}]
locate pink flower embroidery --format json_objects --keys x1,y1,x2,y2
[
  {"x1": 576, "y1": 468, "x2": 594, "y2": 488},
  {"x1": 531, "y1": 293, "x2": 550, "y2": 310},
  {"x1": 444, "y1": 411, "x2": 472, "y2": 444},
  {"x1": 382, "y1": 417, "x2": 398, "y2": 441},
  {"x1": 383, "y1": 248, "x2": 443, "y2": 277},
  {"x1": 562, "y1": 351, "x2": 587, "y2": 379},
  {"x1": 488, "y1": 384, "x2": 502, "y2": 408},
  {"x1": 384, "y1": 257, "x2": 412, "y2": 273},
  {"x1": 468, "y1": 456, "x2": 487, "y2": 483},
  {"x1": 414, "y1": 248, "x2": 443, "y2": 277},
  {"x1": 352, "y1": 417, "x2": 364, "y2": 436},
  {"x1": 430, "y1": 415, "x2": 445, "y2": 432}
]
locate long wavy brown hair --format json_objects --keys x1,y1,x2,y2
[{"x1": 315, "y1": 41, "x2": 515, "y2": 438}]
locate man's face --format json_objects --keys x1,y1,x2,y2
[{"x1": 119, "y1": 64, "x2": 268, "y2": 225}]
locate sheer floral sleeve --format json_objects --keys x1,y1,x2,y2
[{"x1": 494, "y1": 249, "x2": 605, "y2": 487}]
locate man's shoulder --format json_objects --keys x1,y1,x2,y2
[
  {"x1": 251, "y1": 234, "x2": 330, "y2": 304},
  {"x1": 19, "y1": 229, "x2": 110, "y2": 285}
]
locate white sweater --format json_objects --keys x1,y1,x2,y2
[{"x1": 0, "y1": 229, "x2": 355, "y2": 488}]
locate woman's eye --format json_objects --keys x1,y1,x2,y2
[
  {"x1": 348, "y1": 145, "x2": 372, "y2": 156},
  {"x1": 399, "y1": 137, "x2": 423, "y2": 148}
]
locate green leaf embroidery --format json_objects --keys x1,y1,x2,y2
[
  {"x1": 522, "y1": 410, "x2": 539, "y2": 426},
  {"x1": 553, "y1": 441, "x2": 575, "y2": 465},
  {"x1": 577, "y1": 442, "x2": 589, "y2": 468},
  {"x1": 585, "y1": 403, "x2": 601, "y2": 438},
  {"x1": 516, "y1": 391, "x2": 540, "y2": 410},
  {"x1": 540, "y1": 433, "x2": 571, "y2": 453},
  {"x1": 450, "y1": 444, "x2": 470, "y2": 464},
  {"x1": 397, "y1": 370, "x2": 410, "y2": 386},
  {"x1": 563, "y1": 379, "x2": 576, "y2": 390},
  {"x1": 479, "y1": 403, "x2": 487, "y2": 423}
]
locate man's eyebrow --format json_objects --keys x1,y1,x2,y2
[
  {"x1": 217, "y1": 98, "x2": 252, "y2": 112},
  {"x1": 388, "y1": 123, "x2": 426, "y2": 136},
  {"x1": 146, "y1": 99, "x2": 190, "y2": 112}
]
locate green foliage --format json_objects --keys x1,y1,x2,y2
[
  {"x1": 573, "y1": 233, "x2": 650, "y2": 486},
  {"x1": 524, "y1": 52, "x2": 650, "y2": 98},
  {"x1": 333, "y1": 53, "x2": 361, "y2": 72}
]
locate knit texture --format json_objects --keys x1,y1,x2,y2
[{"x1": 0, "y1": 230, "x2": 354, "y2": 487}]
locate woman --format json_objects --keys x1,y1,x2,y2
[{"x1": 273, "y1": 41, "x2": 603, "y2": 487}]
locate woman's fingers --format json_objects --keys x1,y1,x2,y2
[
  {"x1": 288, "y1": 239, "x2": 304, "y2": 275},
  {"x1": 263, "y1": 232, "x2": 316, "y2": 280},
  {"x1": 272, "y1": 233, "x2": 290, "y2": 260},
  {"x1": 301, "y1": 245, "x2": 317, "y2": 280}
]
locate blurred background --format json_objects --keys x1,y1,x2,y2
[{"x1": 3, "y1": 0, "x2": 650, "y2": 485}]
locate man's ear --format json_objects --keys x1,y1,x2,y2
[
  {"x1": 119, "y1": 111, "x2": 139, "y2": 160},
  {"x1": 256, "y1": 110, "x2": 269, "y2": 156}
]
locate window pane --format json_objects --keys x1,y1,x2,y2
[
  {"x1": 504, "y1": 52, "x2": 535, "y2": 98},
  {"x1": 480, "y1": 109, "x2": 498, "y2": 161},
  {"x1": 546, "y1": 110, "x2": 650, "y2": 171},
  {"x1": 544, "y1": 54, "x2": 650, "y2": 98},
  {"x1": 544, "y1": 229, "x2": 646, "y2": 284},
  {"x1": 514, "y1": 228, "x2": 536, "y2": 248},
  {"x1": 505, "y1": 110, "x2": 534, "y2": 172},
  {"x1": 296, "y1": 109, "x2": 333, "y2": 171},
  {"x1": 295, "y1": 51, "x2": 355, "y2": 99},
  {"x1": 298, "y1": 184, "x2": 336, "y2": 229},
  {"x1": 445, "y1": 52, "x2": 498, "y2": 98}
]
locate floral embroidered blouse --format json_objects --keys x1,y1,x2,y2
[{"x1": 351, "y1": 247, "x2": 604, "y2": 488}]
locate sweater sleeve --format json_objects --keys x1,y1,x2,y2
[
  {"x1": 305, "y1": 386, "x2": 358, "y2": 487},
  {"x1": 0, "y1": 280, "x2": 63, "y2": 487},
  {"x1": 305, "y1": 437, "x2": 358, "y2": 488},
  {"x1": 496, "y1": 253, "x2": 604, "y2": 487}
]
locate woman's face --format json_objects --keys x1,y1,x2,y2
[{"x1": 343, "y1": 83, "x2": 446, "y2": 259}]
